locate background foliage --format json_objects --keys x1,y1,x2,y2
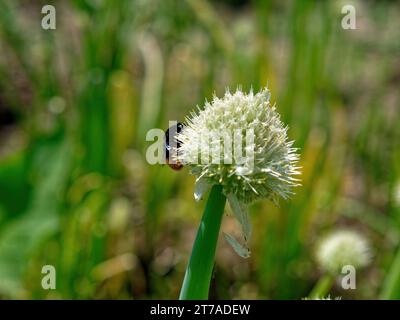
[{"x1": 0, "y1": 0, "x2": 399, "y2": 299}]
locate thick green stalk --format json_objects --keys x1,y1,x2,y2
[
  {"x1": 309, "y1": 274, "x2": 334, "y2": 299},
  {"x1": 179, "y1": 185, "x2": 226, "y2": 300}
]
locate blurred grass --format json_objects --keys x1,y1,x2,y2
[{"x1": 0, "y1": 0, "x2": 399, "y2": 299}]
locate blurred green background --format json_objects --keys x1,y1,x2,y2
[{"x1": 0, "y1": 0, "x2": 399, "y2": 299}]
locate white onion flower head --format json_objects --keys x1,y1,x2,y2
[
  {"x1": 176, "y1": 88, "x2": 300, "y2": 204},
  {"x1": 175, "y1": 88, "x2": 300, "y2": 258},
  {"x1": 316, "y1": 230, "x2": 372, "y2": 274}
]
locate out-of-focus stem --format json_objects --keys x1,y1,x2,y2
[
  {"x1": 309, "y1": 274, "x2": 334, "y2": 299},
  {"x1": 381, "y1": 245, "x2": 400, "y2": 299}
]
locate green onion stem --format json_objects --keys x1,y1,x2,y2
[
  {"x1": 179, "y1": 185, "x2": 226, "y2": 300},
  {"x1": 381, "y1": 245, "x2": 400, "y2": 299},
  {"x1": 309, "y1": 274, "x2": 334, "y2": 299}
]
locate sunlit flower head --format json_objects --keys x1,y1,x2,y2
[
  {"x1": 316, "y1": 230, "x2": 372, "y2": 274},
  {"x1": 176, "y1": 88, "x2": 300, "y2": 204}
]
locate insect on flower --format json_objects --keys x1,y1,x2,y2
[
  {"x1": 175, "y1": 88, "x2": 301, "y2": 257},
  {"x1": 164, "y1": 122, "x2": 185, "y2": 171}
]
